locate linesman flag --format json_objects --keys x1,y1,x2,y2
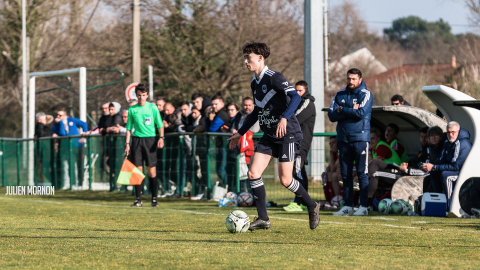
[{"x1": 116, "y1": 159, "x2": 145, "y2": 185}]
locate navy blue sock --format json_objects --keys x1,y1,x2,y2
[
  {"x1": 286, "y1": 179, "x2": 314, "y2": 208},
  {"x1": 250, "y1": 177, "x2": 268, "y2": 220}
]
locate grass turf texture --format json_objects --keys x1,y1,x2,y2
[{"x1": 1, "y1": 189, "x2": 479, "y2": 269}]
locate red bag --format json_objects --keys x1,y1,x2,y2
[{"x1": 238, "y1": 131, "x2": 254, "y2": 164}]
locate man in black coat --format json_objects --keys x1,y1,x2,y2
[{"x1": 284, "y1": 80, "x2": 316, "y2": 211}]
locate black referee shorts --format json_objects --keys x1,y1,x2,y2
[
  {"x1": 255, "y1": 137, "x2": 300, "y2": 163},
  {"x1": 130, "y1": 137, "x2": 157, "y2": 167}
]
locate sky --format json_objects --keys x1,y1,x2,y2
[{"x1": 330, "y1": 0, "x2": 474, "y2": 35}]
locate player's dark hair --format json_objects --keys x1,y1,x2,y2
[
  {"x1": 242, "y1": 97, "x2": 253, "y2": 102},
  {"x1": 191, "y1": 93, "x2": 203, "y2": 101},
  {"x1": 242, "y1": 42, "x2": 270, "y2": 59},
  {"x1": 371, "y1": 127, "x2": 381, "y2": 138},
  {"x1": 135, "y1": 83, "x2": 148, "y2": 95},
  {"x1": 387, "y1": 123, "x2": 400, "y2": 134},
  {"x1": 227, "y1": 101, "x2": 240, "y2": 111},
  {"x1": 295, "y1": 80, "x2": 309, "y2": 91},
  {"x1": 211, "y1": 94, "x2": 224, "y2": 102},
  {"x1": 347, "y1": 68, "x2": 362, "y2": 78},
  {"x1": 420, "y1": 127, "x2": 429, "y2": 134},
  {"x1": 179, "y1": 101, "x2": 189, "y2": 107},
  {"x1": 391, "y1": 94, "x2": 404, "y2": 103}
]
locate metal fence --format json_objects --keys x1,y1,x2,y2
[{"x1": 0, "y1": 132, "x2": 334, "y2": 203}]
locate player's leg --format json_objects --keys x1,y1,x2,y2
[
  {"x1": 334, "y1": 142, "x2": 355, "y2": 216},
  {"x1": 146, "y1": 137, "x2": 160, "y2": 207},
  {"x1": 352, "y1": 142, "x2": 369, "y2": 216},
  {"x1": 130, "y1": 137, "x2": 144, "y2": 207},
  {"x1": 247, "y1": 151, "x2": 273, "y2": 231},
  {"x1": 278, "y1": 142, "x2": 320, "y2": 229}
]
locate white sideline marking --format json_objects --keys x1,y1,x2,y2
[
  {"x1": 1, "y1": 197, "x2": 478, "y2": 233},
  {"x1": 412, "y1": 221, "x2": 428, "y2": 224},
  {"x1": 371, "y1": 217, "x2": 396, "y2": 221}
]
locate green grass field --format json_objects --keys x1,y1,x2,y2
[{"x1": 1, "y1": 188, "x2": 479, "y2": 269}]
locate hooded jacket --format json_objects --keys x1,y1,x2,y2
[
  {"x1": 104, "y1": 102, "x2": 123, "y2": 134},
  {"x1": 327, "y1": 81, "x2": 373, "y2": 143},
  {"x1": 432, "y1": 128, "x2": 472, "y2": 172},
  {"x1": 295, "y1": 90, "x2": 316, "y2": 165}
]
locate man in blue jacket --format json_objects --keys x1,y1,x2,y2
[
  {"x1": 52, "y1": 109, "x2": 88, "y2": 189},
  {"x1": 328, "y1": 68, "x2": 373, "y2": 216},
  {"x1": 420, "y1": 121, "x2": 472, "y2": 209}
]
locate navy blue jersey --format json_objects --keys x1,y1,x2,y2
[{"x1": 251, "y1": 66, "x2": 303, "y2": 143}]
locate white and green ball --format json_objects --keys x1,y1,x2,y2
[
  {"x1": 391, "y1": 199, "x2": 407, "y2": 214},
  {"x1": 226, "y1": 210, "x2": 250, "y2": 233},
  {"x1": 378, "y1": 198, "x2": 393, "y2": 214}
]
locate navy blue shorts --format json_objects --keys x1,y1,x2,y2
[{"x1": 255, "y1": 137, "x2": 300, "y2": 162}]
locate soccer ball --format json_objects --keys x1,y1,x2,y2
[
  {"x1": 378, "y1": 198, "x2": 393, "y2": 214},
  {"x1": 225, "y1": 192, "x2": 238, "y2": 201},
  {"x1": 237, "y1": 192, "x2": 254, "y2": 207},
  {"x1": 226, "y1": 210, "x2": 250, "y2": 233},
  {"x1": 391, "y1": 199, "x2": 411, "y2": 214},
  {"x1": 331, "y1": 195, "x2": 345, "y2": 207}
]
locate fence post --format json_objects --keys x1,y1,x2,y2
[
  {"x1": 33, "y1": 140, "x2": 38, "y2": 186},
  {"x1": 109, "y1": 136, "x2": 114, "y2": 192},
  {"x1": 1, "y1": 140, "x2": 5, "y2": 186},
  {"x1": 16, "y1": 141, "x2": 21, "y2": 186},
  {"x1": 88, "y1": 136, "x2": 92, "y2": 190},
  {"x1": 191, "y1": 136, "x2": 196, "y2": 196},
  {"x1": 179, "y1": 136, "x2": 184, "y2": 197},
  {"x1": 236, "y1": 154, "x2": 240, "y2": 193},
  {"x1": 206, "y1": 135, "x2": 211, "y2": 199},
  {"x1": 162, "y1": 138, "x2": 166, "y2": 195},
  {"x1": 69, "y1": 137, "x2": 74, "y2": 190}
]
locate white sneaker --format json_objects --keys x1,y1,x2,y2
[
  {"x1": 353, "y1": 206, "x2": 368, "y2": 216},
  {"x1": 333, "y1": 206, "x2": 354, "y2": 216}
]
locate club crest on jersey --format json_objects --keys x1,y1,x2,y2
[
  {"x1": 282, "y1": 82, "x2": 289, "y2": 86},
  {"x1": 262, "y1": 84, "x2": 267, "y2": 93},
  {"x1": 341, "y1": 99, "x2": 345, "y2": 103},
  {"x1": 353, "y1": 99, "x2": 357, "y2": 105}
]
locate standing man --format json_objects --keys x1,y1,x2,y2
[
  {"x1": 228, "y1": 42, "x2": 320, "y2": 230},
  {"x1": 328, "y1": 68, "x2": 373, "y2": 216},
  {"x1": 124, "y1": 83, "x2": 165, "y2": 207},
  {"x1": 231, "y1": 97, "x2": 261, "y2": 134},
  {"x1": 284, "y1": 80, "x2": 316, "y2": 212}
]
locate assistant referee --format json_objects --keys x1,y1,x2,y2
[{"x1": 124, "y1": 83, "x2": 164, "y2": 207}]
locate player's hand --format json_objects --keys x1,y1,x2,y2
[
  {"x1": 158, "y1": 138, "x2": 164, "y2": 149},
  {"x1": 337, "y1": 106, "x2": 343, "y2": 113},
  {"x1": 124, "y1": 144, "x2": 130, "y2": 156},
  {"x1": 353, "y1": 104, "x2": 359, "y2": 110},
  {"x1": 276, "y1": 118, "x2": 287, "y2": 138},
  {"x1": 420, "y1": 163, "x2": 433, "y2": 172},
  {"x1": 231, "y1": 129, "x2": 237, "y2": 135},
  {"x1": 227, "y1": 133, "x2": 241, "y2": 149}
]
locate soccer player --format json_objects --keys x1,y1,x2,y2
[
  {"x1": 228, "y1": 42, "x2": 320, "y2": 231},
  {"x1": 124, "y1": 84, "x2": 165, "y2": 207}
]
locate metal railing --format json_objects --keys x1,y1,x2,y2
[{"x1": 0, "y1": 132, "x2": 334, "y2": 203}]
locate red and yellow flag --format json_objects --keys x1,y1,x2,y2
[{"x1": 116, "y1": 159, "x2": 145, "y2": 185}]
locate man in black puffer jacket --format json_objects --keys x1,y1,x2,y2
[{"x1": 289, "y1": 80, "x2": 316, "y2": 209}]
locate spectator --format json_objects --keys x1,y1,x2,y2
[
  {"x1": 106, "y1": 102, "x2": 123, "y2": 134},
  {"x1": 163, "y1": 103, "x2": 182, "y2": 130},
  {"x1": 284, "y1": 80, "x2": 316, "y2": 211},
  {"x1": 420, "y1": 121, "x2": 472, "y2": 209},
  {"x1": 128, "y1": 99, "x2": 138, "y2": 107},
  {"x1": 156, "y1": 97, "x2": 166, "y2": 119},
  {"x1": 385, "y1": 123, "x2": 408, "y2": 163},
  {"x1": 191, "y1": 93, "x2": 212, "y2": 117},
  {"x1": 179, "y1": 101, "x2": 191, "y2": 131},
  {"x1": 391, "y1": 94, "x2": 411, "y2": 106},
  {"x1": 399, "y1": 127, "x2": 429, "y2": 174},
  {"x1": 97, "y1": 102, "x2": 110, "y2": 134},
  {"x1": 163, "y1": 104, "x2": 182, "y2": 191},
  {"x1": 420, "y1": 126, "x2": 445, "y2": 192},
  {"x1": 231, "y1": 97, "x2": 261, "y2": 133},
  {"x1": 367, "y1": 127, "x2": 404, "y2": 208},
  {"x1": 328, "y1": 68, "x2": 373, "y2": 216},
  {"x1": 34, "y1": 112, "x2": 54, "y2": 138},
  {"x1": 206, "y1": 94, "x2": 230, "y2": 185},
  {"x1": 109, "y1": 110, "x2": 129, "y2": 135},
  {"x1": 52, "y1": 109, "x2": 88, "y2": 189},
  {"x1": 223, "y1": 101, "x2": 239, "y2": 133}
]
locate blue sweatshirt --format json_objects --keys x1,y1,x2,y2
[
  {"x1": 327, "y1": 81, "x2": 373, "y2": 143},
  {"x1": 433, "y1": 128, "x2": 472, "y2": 172},
  {"x1": 52, "y1": 117, "x2": 88, "y2": 148}
]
